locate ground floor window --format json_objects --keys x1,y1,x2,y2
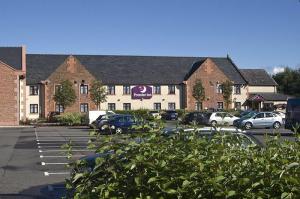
[
  {"x1": 80, "y1": 103, "x2": 89, "y2": 113},
  {"x1": 263, "y1": 102, "x2": 274, "y2": 111},
  {"x1": 108, "y1": 103, "x2": 116, "y2": 111},
  {"x1": 153, "y1": 103, "x2": 161, "y2": 110},
  {"x1": 195, "y1": 102, "x2": 202, "y2": 111},
  {"x1": 30, "y1": 104, "x2": 38, "y2": 114},
  {"x1": 168, "y1": 103, "x2": 176, "y2": 110},
  {"x1": 123, "y1": 103, "x2": 131, "y2": 110},
  {"x1": 235, "y1": 102, "x2": 241, "y2": 110},
  {"x1": 55, "y1": 104, "x2": 64, "y2": 113},
  {"x1": 217, "y1": 102, "x2": 223, "y2": 109}
]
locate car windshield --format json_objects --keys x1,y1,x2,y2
[{"x1": 241, "y1": 112, "x2": 256, "y2": 120}]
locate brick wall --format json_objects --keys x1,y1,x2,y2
[
  {"x1": 0, "y1": 62, "x2": 19, "y2": 125},
  {"x1": 43, "y1": 56, "x2": 97, "y2": 116},
  {"x1": 185, "y1": 58, "x2": 229, "y2": 111}
]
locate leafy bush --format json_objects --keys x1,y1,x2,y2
[
  {"x1": 115, "y1": 109, "x2": 150, "y2": 119},
  {"x1": 67, "y1": 132, "x2": 300, "y2": 198},
  {"x1": 55, "y1": 113, "x2": 86, "y2": 126}
]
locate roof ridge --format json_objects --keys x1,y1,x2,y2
[{"x1": 27, "y1": 53, "x2": 228, "y2": 59}]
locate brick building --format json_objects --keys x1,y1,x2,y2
[{"x1": 0, "y1": 46, "x2": 290, "y2": 125}]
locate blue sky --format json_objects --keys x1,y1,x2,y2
[{"x1": 1, "y1": 0, "x2": 299, "y2": 73}]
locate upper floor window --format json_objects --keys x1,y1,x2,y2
[
  {"x1": 153, "y1": 85, "x2": 161, "y2": 94},
  {"x1": 30, "y1": 104, "x2": 38, "y2": 114},
  {"x1": 55, "y1": 85, "x2": 62, "y2": 94},
  {"x1": 80, "y1": 103, "x2": 89, "y2": 113},
  {"x1": 29, "y1": 85, "x2": 38, "y2": 95},
  {"x1": 217, "y1": 84, "x2": 223, "y2": 94},
  {"x1": 168, "y1": 85, "x2": 175, "y2": 94},
  {"x1": 234, "y1": 85, "x2": 241, "y2": 94},
  {"x1": 123, "y1": 85, "x2": 131, "y2": 95},
  {"x1": 107, "y1": 85, "x2": 115, "y2": 95},
  {"x1": 80, "y1": 84, "x2": 88, "y2": 94}
]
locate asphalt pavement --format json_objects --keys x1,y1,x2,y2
[{"x1": 0, "y1": 124, "x2": 297, "y2": 198}]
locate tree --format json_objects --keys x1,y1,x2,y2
[
  {"x1": 53, "y1": 80, "x2": 76, "y2": 111},
  {"x1": 192, "y1": 79, "x2": 205, "y2": 110},
  {"x1": 222, "y1": 80, "x2": 233, "y2": 110},
  {"x1": 89, "y1": 80, "x2": 107, "y2": 110},
  {"x1": 273, "y1": 67, "x2": 300, "y2": 97}
]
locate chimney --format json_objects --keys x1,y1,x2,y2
[{"x1": 21, "y1": 45, "x2": 26, "y2": 72}]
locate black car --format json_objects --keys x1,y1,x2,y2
[
  {"x1": 161, "y1": 110, "x2": 178, "y2": 120},
  {"x1": 285, "y1": 98, "x2": 300, "y2": 132},
  {"x1": 182, "y1": 112, "x2": 212, "y2": 125},
  {"x1": 47, "y1": 111, "x2": 60, "y2": 122}
]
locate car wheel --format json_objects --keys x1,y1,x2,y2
[
  {"x1": 244, "y1": 122, "x2": 252, "y2": 130},
  {"x1": 115, "y1": 127, "x2": 123, "y2": 134},
  {"x1": 211, "y1": 120, "x2": 217, "y2": 126},
  {"x1": 273, "y1": 122, "x2": 281, "y2": 129}
]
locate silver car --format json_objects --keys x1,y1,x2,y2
[{"x1": 234, "y1": 112, "x2": 283, "y2": 130}]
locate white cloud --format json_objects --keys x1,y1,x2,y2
[{"x1": 272, "y1": 66, "x2": 285, "y2": 74}]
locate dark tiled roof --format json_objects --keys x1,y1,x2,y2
[
  {"x1": 183, "y1": 58, "x2": 247, "y2": 84},
  {"x1": 76, "y1": 55, "x2": 202, "y2": 85},
  {"x1": 26, "y1": 54, "x2": 246, "y2": 85},
  {"x1": 210, "y1": 58, "x2": 246, "y2": 84},
  {"x1": 249, "y1": 92, "x2": 290, "y2": 101},
  {"x1": 0, "y1": 47, "x2": 22, "y2": 70},
  {"x1": 240, "y1": 69, "x2": 278, "y2": 86},
  {"x1": 26, "y1": 54, "x2": 69, "y2": 84}
]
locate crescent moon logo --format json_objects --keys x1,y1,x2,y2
[{"x1": 140, "y1": 86, "x2": 147, "y2": 93}]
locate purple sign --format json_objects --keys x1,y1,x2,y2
[{"x1": 132, "y1": 85, "x2": 152, "y2": 99}]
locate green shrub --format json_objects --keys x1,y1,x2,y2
[
  {"x1": 67, "y1": 132, "x2": 300, "y2": 198},
  {"x1": 55, "y1": 113, "x2": 84, "y2": 126},
  {"x1": 115, "y1": 109, "x2": 149, "y2": 119}
]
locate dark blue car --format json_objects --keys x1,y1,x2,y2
[
  {"x1": 162, "y1": 110, "x2": 178, "y2": 120},
  {"x1": 103, "y1": 114, "x2": 137, "y2": 134}
]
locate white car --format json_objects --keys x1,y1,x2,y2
[
  {"x1": 149, "y1": 110, "x2": 162, "y2": 119},
  {"x1": 273, "y1": 111, "x2": 285, "y2": 120},
  {"x1": 209, "y1": 112, "x2": 239, "y2": 126}
]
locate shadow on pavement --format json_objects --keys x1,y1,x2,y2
[{"x1": 0, "y1": 182, "x2": 66, "y2": 199}]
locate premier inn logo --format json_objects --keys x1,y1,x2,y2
[{"x1": 131, "y1": 85, "x2": 152, "y2": 99}]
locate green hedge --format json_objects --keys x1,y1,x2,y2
[
  {"x1": 67, "y1": 132, "x2": 300, "y2": 198},
  {"x1": 55, "y1": 113, "x2": 88, "y2": 126}
]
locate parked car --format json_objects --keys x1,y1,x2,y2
[
  {"x1": 148, "y1": 110, "x2": 162, "y2": 119},
  {"x1": 161, "y1": 110, "x2": 178, "y2": 120},
  {"x1": 233, "y1": 112, "x2": 283, "y2": 130},
  {"x1": 239, "y1": 110, "x2": 257, "y2": 118},
  {"x1": 208, "y1": 112, "x2": 240, "y2": 126},
  {"x1": 182, "y1": 112, "x2": 212, "y2": 125},
  {"x1": 47, "y1": 111, "x2": 60, "y2": 122},
  {"x1": 100, "y1": 114, "x2": 138, "y2": 134},
  {"x1": 93, "y1": 114, "x2": 120, "y2": 130},
  {"x1": 285, "y1": 98, "x2": 300, "y2": 132},
  {"x1": 273, "y1": 111, "x2": 286, "y2": 122},
  {"x1": 161, "y1": 127, "x2": 262, "y2": 147}
]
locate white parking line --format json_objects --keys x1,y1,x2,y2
[
  {"x1": 37, "y1": 140, "x2": 91, "y2": 142},
  {"x1": 40, "y1": 154, "x2": 86, "y2": 158},
  {"x1": 38, "y1": 145, "x2": 87, "y2": 149},
  {"x1": 44, "y1": 171, "x2": 70, "y2": 176},
  {"x1": 39, "y1": 149, "x2": 92, "y2": 153},
  {"x1": 35, "y1": 128, "x2": 39, "y2": 140},
  {"x1": 41, "y1": 162, "x2": 68, "y2": 165}
]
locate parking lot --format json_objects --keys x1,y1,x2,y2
[{"x1": 0, "y1": 125, "x2": 297, "y2": 198}]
